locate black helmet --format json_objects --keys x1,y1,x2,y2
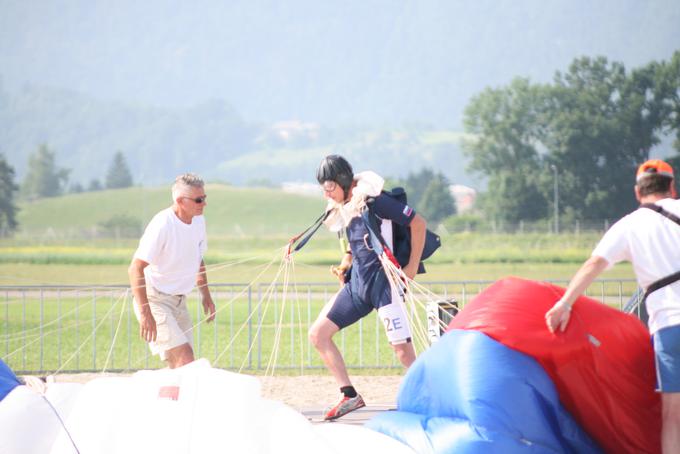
[{"x1": 316, "y1": 155, "x2": 353, "y2": 194}]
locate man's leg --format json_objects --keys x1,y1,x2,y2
[
  {"x1": 164, "y1": 343, "x2": 195, "y2": 369},
  {"x1": 309, "y1": 290, "x2": 368, "y2": 420},
  {"x1": 654, "y1": 325, "x2": 680, "y2": 453},
  {"x1": 308, "y1": 297, "x2": 351, "y2": 387},
  {"x1": 379, "y1": 284, "x2": 414, "y2": 368},
  {"x1": 392, "y1": 341, "x2": 416, "y2": 368},
  {"x1": 662, "y1": 392, "x2": 680, "y2": 452}
]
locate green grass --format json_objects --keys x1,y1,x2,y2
[
  {"x1": 1, "y1": 187, "x2": 639, "y2": 374},
  {"x1": 16, "y1": 184, "x2": 326, "y2": 237}
]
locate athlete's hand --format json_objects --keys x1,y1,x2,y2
[
  {"x1": 545, "y1": 299, "x2": 572, "y2": 333},
  {"x1": 402, "y1": 262, "x2": 418, "y2": 280},
  {"x1": 330, "y1": 264, "x2": 348, "y2": 283}
]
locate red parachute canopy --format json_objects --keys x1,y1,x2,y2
[{"x1": 448, "y1": 277, "x2": 661, "y2": 454}]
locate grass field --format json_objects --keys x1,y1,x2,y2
[{"x1": 1, "y1": 186, "x2": 638, "y2": 374}]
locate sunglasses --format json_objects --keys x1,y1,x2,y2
[
  {"x1": 321, "y1": 181, "x2": 338, "y2": 193},
  {"x1": 182, "y1": 195, "x2": 207, "y2": 204}
]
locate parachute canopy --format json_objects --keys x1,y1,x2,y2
[
  {"x1": 367, "y1": 329, "x2": 601, "y2": 453},
  {"x1": 449, "y1": 277, "x2": 660, "y2": 454},
  {"x1": 0, "y1": 359, "x2": 416, "y2": 454}
]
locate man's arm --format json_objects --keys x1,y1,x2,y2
[
  {"x1": 197, "y1": 260, "x2": 216, "y2": 322},
  {"x1": 128, "y1": 258, "x2": 157, "y2": 342},
  {"x1": 545, "y1": 255, "x2": 610, "y2": 333},
  {"x1": 402, "y1": 213, "x2": 426, "y2": 280}
]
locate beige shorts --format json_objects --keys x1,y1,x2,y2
[{"x1": 134, "y1": 286, "x2": 194, "y2": 360}]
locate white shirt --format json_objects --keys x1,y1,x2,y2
[
  {"x1": 592, "y1": 198, "x2": 680, "y2": 333},
  {"x1": 134, "y1": 207, "x2": 207, "y2": 296}
]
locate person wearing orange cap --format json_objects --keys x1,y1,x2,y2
[{"x1": 545, "y1": 159, "x2": 680, "y2": 452}]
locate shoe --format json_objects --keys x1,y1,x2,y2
[{"x1": 323, "y1": 394, "x2": 366, "y2": 420}]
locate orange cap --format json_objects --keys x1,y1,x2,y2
[{"x1": 636, "y1": 159, "x2": 674, "y2": 182}]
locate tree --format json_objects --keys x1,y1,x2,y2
[
  {"x1": 88, "y1": 179, "x2": 103, "y2": 192},
  {"x1": 0, "y1": 153, "x2": 19, "y2": 235},
  {"x1": 403, "y1": 168, "x2": 435, "y2": 209},
  {"x1": 463, "y1": 78, "x2": 549, "y2": 222},
  {"x1": 418, "y1": 173, "x2": 456, "y2": 225},
  {"x1": 105, "y1": 151, "x2": 133, "y2": 189},
  {"x1": 463, "y1": 55, "x2": 677, "y2": 223},
  {"x1": 543, "y1": 57, "x2": 663, "y2": 220},
  {"x1": 22, "y1": 144, "x2": 70, "y2": 199}
]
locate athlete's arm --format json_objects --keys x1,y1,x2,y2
[
  {"x1": 403, "y1": 214, "x2": 426, "y2": 280},
  {"x1": 545, "y1": 255, "x2": 609, "y2": 333}
]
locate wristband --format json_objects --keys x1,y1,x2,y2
[{"x1": 558, "y1": 299, "x2": 572, "y2": 312}]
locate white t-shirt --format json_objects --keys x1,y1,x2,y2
[
  {"x1": 134, "y1": 207, "x2": 207, "y2": 296},
  {"x1": 592, "y1": 198, "x2": 680, "y2": 333}
]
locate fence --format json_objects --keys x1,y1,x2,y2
[{"x1": 1, "y1": 279, "x2": 640, "y2": 375}]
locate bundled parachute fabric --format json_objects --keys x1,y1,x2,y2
[
  {"x1": 1, "y1": 359, "x2": 415, "y2": 454},
  {"x1": 0, "y1": 358, "x2": 20, "y2": 401},
  {"x1": 449, "y1": 277, "x2": 661, "y2": 454},
  {"x1": 0, "y1": 382, "x2": 83, "y2": 454},
  {"x1": 367, "y1": 329, "x2": 601, "y2": 453}
]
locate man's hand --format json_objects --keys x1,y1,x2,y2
[
  {"x1": 545, "y1": 299, "x2": 572, "y2": 333},
  {"x1": 402, "y1": 262, "x2": 418, "y2": 280},
  {"x1": 202, "y1": 293, "x2": 216, "y2": 322},
  {"x1": 330, "y1": 264, "x2": 348, "y2": 284},
  {"x1": 138, "y1": 310, "x2": 157, "y2": 342}
]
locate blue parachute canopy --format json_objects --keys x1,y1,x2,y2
[
  {"x1": 367, "y1": 329, "x2": 602, "y2": 454},
  {"x1": 0, "y1": 359, "x2": 20, "y2": 401}
]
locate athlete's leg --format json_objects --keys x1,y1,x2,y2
[
  {"x1": 308, "y1": 292, "x2": 352, "y2": 387},
  {"x1": 392, "y1": 341, "x2": 416, "y2": 368},
  {"x1": 379, "y1": 283, "x2": 415, "y2": 368}
]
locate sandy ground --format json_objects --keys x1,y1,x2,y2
[{"x1": 48, "y1": 372, "x2": 404, "y2": 410}]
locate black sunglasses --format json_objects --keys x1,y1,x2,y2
[{"x1": 182, "y1": 195, "x2": 207, "y2": 204}]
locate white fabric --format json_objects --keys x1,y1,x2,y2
[
  {"x1": 323, "y1": 171, "x2": 384, "y2": 232},
  {"x1": 34, "y1": 359, "x2": 417, "y2": 454},
  {"x1": 0, "y1": 383, "x2": 83, "y2": 454},
  {"x1": 134, "y1": 208, "x2": 207, "y2": 295},
  {"x1": 378, "y1": 285, "x2": 412, "y2": 345},
  {"x1": 592, "y1": 198, "x2": 680, "y2": 333}
]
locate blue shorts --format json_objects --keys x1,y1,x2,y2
[
  {"x1": 326, "y1": 281, "x2": 412, "y2": 345},
  {"x1": 327, "y1": 284, "x2": 382, "y2": 330},
  {"x1": 653, "y1": 325, "x2": 680, "y2": 393}
]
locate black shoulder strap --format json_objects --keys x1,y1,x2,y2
[
  {"x1": 645, "y1": 271, "x2": 680, "y2": 301},
  {"x1": 639, "y1": 203, "x2": 680, "y2": 300},
  {"x1": 639, "y1": 203, "x2": 680, "y2": 226}
]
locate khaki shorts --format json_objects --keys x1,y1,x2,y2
[{"x1": 134, "y1": 286, "x2": 194, "y2": 360}]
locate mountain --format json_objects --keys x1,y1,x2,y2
[
  {"x1": 0, "y1": 0, "x2": 678, "y2": 187},
  {"x1": 1, "y1": 0, "x2": 677, "y2": 127}
]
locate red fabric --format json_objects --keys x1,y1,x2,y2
[{"x1": 448, "y1": 277, "x2": 661, "y2": 454}]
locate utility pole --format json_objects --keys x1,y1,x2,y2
[{"x1": 550, "y1": 164, "x2": 559, "y2": 234}]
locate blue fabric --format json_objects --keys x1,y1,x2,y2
[
  {"x1": 654, "y1": 324, "x2": 680, "y2": 392},
  {"x1": 367, "y1": 330, "x2": 602, "y2": 454},
  {"x1": 0, "y1": 358, "x2": 20, "y2": 401},
  {"x1": 328, "y1": 192, "x2": 417, "y2": 328}
]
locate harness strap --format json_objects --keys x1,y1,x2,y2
[
  {"x1": 638, "y1": 203, "x2": 680, "y2": 299},
  {"x1": 644, "y1": 271, "x2": 680, "y2": 300},
  {"x1": 290, "y1": 210, "x2": 331, "y2": 253},
  {"x1": 639, "y1": 203, "x2": 680, "y2": 226}
]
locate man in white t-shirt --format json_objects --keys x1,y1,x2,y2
[
  {"x1": 128, "y1": 173, "x2": 216, "y2": 368},
  {"x1": 545, "y1": 159, "x2": 679, "y2": 452}
]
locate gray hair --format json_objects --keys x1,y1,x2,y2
[{"x1": 172, "y1": 173, "x2": 204, "y2": 202}]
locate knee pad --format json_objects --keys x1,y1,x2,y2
[{"x1": 377, "y1": 288, "x2": 412, "y2": 345}]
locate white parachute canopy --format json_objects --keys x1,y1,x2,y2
[{"x1": 0, "y1": 359, "x2": 415, "y2": 454}]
